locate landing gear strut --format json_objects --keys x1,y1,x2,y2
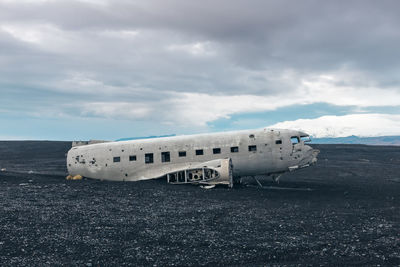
[
  {"x1": 253, "y1": 176, "x2": 264, "y2": 188},
  {"x1": 271, "y1": 174, "x2": 282, "y2": 184}
]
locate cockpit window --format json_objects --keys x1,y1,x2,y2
[
  {"x1": 291, "y1": 136, "x2": 300, "y2": 144},
  {"x1": 300, "y1": 136, "x2": 311, "y2": 142}
]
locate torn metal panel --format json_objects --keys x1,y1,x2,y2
[{"x1": 166, "y1": 158, "x2": 233, "y2": 187}]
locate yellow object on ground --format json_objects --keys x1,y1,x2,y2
[
  {"x1": 72, "y1": 175, "x2": 83, "y2": 180},
  {"x1": 66, "y1": 174, "x2": 83, "y2": 180}
]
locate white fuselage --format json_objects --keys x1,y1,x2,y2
[{"x1": 67, "y1": 128, "x2": 319, "y2": 182}]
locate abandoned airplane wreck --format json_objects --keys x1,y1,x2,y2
[{"x1": 67, "y1": 128, "x2": 319, "y2": 187}]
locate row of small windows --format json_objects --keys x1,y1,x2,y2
[{"x1": 112, "y1": 145, "x2": 261, "y2": 164}]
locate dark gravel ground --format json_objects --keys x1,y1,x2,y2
[{"x1": 0, "y1": 141, "x2": 399, "y2": 266}]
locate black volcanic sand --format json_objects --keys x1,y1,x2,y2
[{"x1": 0, "y1": 142, "x2": 399, "y2": 266}]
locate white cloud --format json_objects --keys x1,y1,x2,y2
[
  {"x1": 99, "y1": 30, "x2": 139, "y2": 39},
  {"x1": 0, "y1": 0, "x2": 108, "y2": 4},
  {"x1": 299, "y1": 73, "x2": 400, "y2": 107},
  {"x1": 58, "y1": 72, "x2": 114, "y2": 94},
  {"x1": 166, "y1": 92, "x2": 293, "y2": 126},
  {"x1": 1, "y1": 24, "x2": 43, "y2": 43},
  {"x1": 61, "y1": 76, "x2": 400, "y2": 128},
  {"x1": 75, "y1": 0, "x2": 109, "y2": 6},
  {"x1": 162, "y1": 70, "x2": 400, "y2": 129},
  {"x1": 268, "y1": 114, "x2": 400, "y2": 138},
  {"x1": 81, "y1": 102, "x2": 151, "y2": 119},
  {"x1": 0, "y1": 0, "x2": 52, "y2": 3},
  {"x1": 52, "y1": 72, "x2": 152, "y2": 96},
  {"x1": 0, "y1": 23, "x2": 79, "y2": 53},
  {"x1": 167, "y1": 41, "x2": 215, "y2": 56},
  {"x1": 65, "y1": 92, "x2": 293, "y2": 127},
  {"x1": 163, "y1": 70, "x2": 400, "y2": 127}
]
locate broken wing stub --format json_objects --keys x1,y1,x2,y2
[{"x1": 166, "y1": 158, "x2": 233, "y2": 188}]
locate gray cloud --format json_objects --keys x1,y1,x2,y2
[
  {"x1": 1, "y1": 0, "x2": 400, "y2": 138},
  {"x1": 2, "y1": 0, "x2": 400, "y2": 71}
]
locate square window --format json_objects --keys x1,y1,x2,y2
[
  {"x1": 213, "y1": 148, "x2": 221, "y2": 154},
  {"x1": 230, "y1": 146, "x2": 239, "y2": 153},
  {"x1": 145, "y1": 153, "x2": 153, "y2": 164},
  {"x1": 291, "y1": 137, "x2": 299, "y2": 144},
  {"x1": 161, "y1": 151, "x2": 170, "y2": 162},
  {"x1": 195, "y1": 149, "x2": 204, "y2": 155},
  {"x1": 248, "y1": 145, "x2": 257, "y2": 152},
  {"x1": 275, "y1": 140, "x2": 282, "y2": 145},
  {"x1": 113, "y1": 156, "x2": 120, "y2": 163},
  {"x1": 178, "y1": 151, "x2": 186, "y2": 157},
  {"x1": 129, "y1": 155, "x2": 136, "y2": 161}
]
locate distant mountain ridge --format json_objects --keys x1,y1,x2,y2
[
  {"x1": 312, "y1": 135, "x2": 400, "y2": 146},
  {"x1": 116, "y1": 134, "x2": 400, "y2": 146}
]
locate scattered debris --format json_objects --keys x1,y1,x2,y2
[
  {"x1": 1, "y1": 168, "x2": 6, "y2": 172},
  {"x1": 73, "y1": 175, "x2": 83, "y2": 180},
  {"x1": 66, "y1": 174, "x2": 83, "y2": 180},
  {"x1": 200, "y1": 184, "x2": 215, "y2": 189}
]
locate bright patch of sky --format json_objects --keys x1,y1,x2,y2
[
  {"x1": 269, "y1": 114, "x2": 400, "y2": 138},
  {"x1": 1, "y1": 0, "x2": 400, "y2": 140}
]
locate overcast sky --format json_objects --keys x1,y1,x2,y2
[{"x1": 1, "y1": 0, "x2": 400, "y2": 140}]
